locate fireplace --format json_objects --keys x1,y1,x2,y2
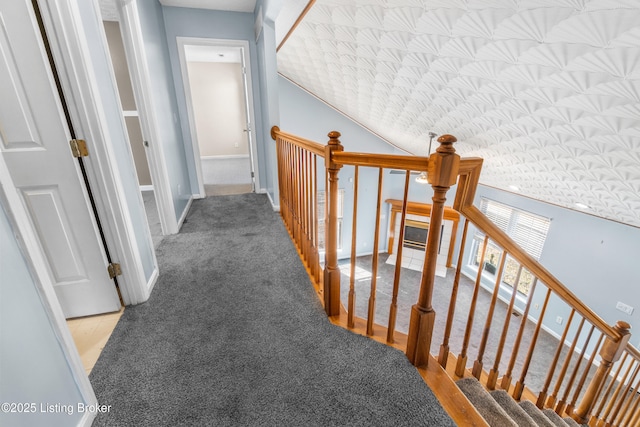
[{"x1": 403, "y1": 220, "x2": 428, "y2": 251}]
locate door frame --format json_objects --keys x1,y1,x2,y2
[
  {"x1": 176, "y1": 37, "x2": 261, "y2": 197},
  {"x1": 18, "y1": 0, "x2": 159, "y2": 421},
  {"x1": 0, "y1": 153, "x2": 98, "y2": 426},
  {"x1": 117, "y1": 0, "x2": 179, "y2": 234}
]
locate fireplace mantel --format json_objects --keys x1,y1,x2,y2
[{"x1": 385, "y1": 199, "x2": 460, "y2": 268}]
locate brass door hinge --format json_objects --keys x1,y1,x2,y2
[
  {"x1": 70, "y1": 139, "x2": 89, "y2": 157},
  {"x1": 107, "y1": 262, "x2": 122, "y2": 279}
]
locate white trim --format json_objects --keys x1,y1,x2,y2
[
  {"x1": 37, "y1": 0, "x2": 154, "y2": 306},
  {"x1": 0, "y1": 154, "x2": 97, "y2": 426},
  {"x1": 260, "y1": 188, "x2": 280, "y2": 212},
  {"x1": 118, "y1": 1, "x2": 178, "y2": 235},
  {"x1": 146, "y1": 263, "x2": 159, "y2": 294},
  {"x1": 176, "y1": 37, "x2": 261, "y2": 198},
  {"x1": 201, "y1": 154, "x2": 250, "y2": 160},
  {"x1": 177, "y1": 195, "x2": 194, "y2": 229},
  {"x1": 139, "y1": 185, "x2": 154, "y2": 192},
  {"x1": 123, "y1": 110, "x2": 139, "y2": 117}
]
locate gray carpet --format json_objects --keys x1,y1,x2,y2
[
  {"x1": 89, "y1": 193, "x2": 455, "y2": 426},
  {"x1": 339, "y1": 253, "x2": 582, "y2": 395}
]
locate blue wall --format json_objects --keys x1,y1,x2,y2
[
  {"x1": 161, "y1": 6, "x2": 268, "y2": 194},
  {"x1": 460, "y1": 185, "x2": 640, "y2": 347},
  {"x1": 255, "y1": 12, "x2": 280, "y2": 205},
  {"x1": 137, "y1": 0, "x2": 191, "y2": 222},
  {"x1": 0, "y1": 201, "x2": 85, "y2": 427},
  {"x1": 278, "y1": 76, "x2": 440, "y2": 258}
]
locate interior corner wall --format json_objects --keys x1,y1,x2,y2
[
  {"x1": 76, "y1": 0, "x2": 155, "y2": 281},
  {"x1": 135, "y1": 0, "x2": 192, "y2": 222},
  {"x1": 256, "y1": 16, "x2": 279, "y2": 204},
  {"x1": 160, "y1": 6, "x2": 266, "y2": 193},
  {"x1": 0, "y1": 201, "x2": 85, "y2": 427},
  {"x1": 463, "y1": 185, "x2": 640, "y2": 346}
]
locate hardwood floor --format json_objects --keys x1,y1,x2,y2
[{"x1": 66, "y1": 308, "x2": 123, "y2": 374}]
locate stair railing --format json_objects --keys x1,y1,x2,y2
[{"x1": 271, "y1": 127, "x2": 639, "y2": 426}]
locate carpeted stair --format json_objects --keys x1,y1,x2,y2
[{"x1": 457, "y1": 377, "x2": 585, "y2": 427}]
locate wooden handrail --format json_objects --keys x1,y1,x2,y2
[
  {"x1": 271, "y1": 126, "x2": 325, "y2": 157},
  {"x1": 333, "y1": 151, "x2": 429, "y2": 171},
  {"x1": 271, "y1": 126, "x2": 639, "y2": 425},
  {"x1": 456, "y1": 199, "x2": 619, "y2": 341}
]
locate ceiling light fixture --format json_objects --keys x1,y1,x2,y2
[
  {"x1": 416, "y1": 132, "x2": 438, "y2": 184},
  {"x1": 508, "y1": 185, "x2": 520, "y2": 192},
  {"x1": 575, "y1": 202, "x2": 590, "y2": 210}
]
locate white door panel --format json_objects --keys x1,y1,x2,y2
[{"x1": 0, "y1": 1, "x2": 120, "y2": 318}]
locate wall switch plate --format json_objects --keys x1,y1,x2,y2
[
  {"x1": 616, "y1": 301, "x2": 634, "y2": 316},
  {"x1": 556, "y1": 316, "x2": 563, "y2": 325}
]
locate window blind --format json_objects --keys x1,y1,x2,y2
[{"x1": 479, "y1": 198, "x2": 550, "y2": 260}]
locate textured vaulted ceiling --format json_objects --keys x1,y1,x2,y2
[{"x1": 276, "y1": 0, "x2": 640, "y2": 228}]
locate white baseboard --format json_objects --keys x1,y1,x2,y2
[
  {"x1": 146, "y1": 265, "x2": 159, "y2": 294},
  {"x1": 201, "y1": 154, "x2": 250, "y2": 160},
  {"x1": 260, "y1": 189, "x2": 280, "y2": 212},
  {"x1": 177, "y1": 195, "x2": 194, "y2": 230}
]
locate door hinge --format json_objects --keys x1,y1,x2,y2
[
  {"x1": 107, "y1": 262, "x2": 122, "y2": 279},
  {"x1": 70, "y1": 139, "x2": 89, "y2": 158},
  {"x1": 251, "y1": 171, "x2": 255, "y2": 178}
]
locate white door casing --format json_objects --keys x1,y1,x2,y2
[
  {"x1": 0, "y1": 0, "x2": 121, "y2": 317},
  {"x1": 177, "y1": 37, "x2": 261, "y2": 197}
]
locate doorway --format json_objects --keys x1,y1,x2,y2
[
  {"x1": 178, "y1": 38, "x2": 259, "y2": 197},
  {"x1": 102, "y1": 19, "x2": 164, "y2": 248}
]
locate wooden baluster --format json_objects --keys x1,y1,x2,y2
[
  {"x1": 281, "y1": 139, "x2": 289, "y2": 230},
  {"x1": 609, "y1": 362, "x2": 639, "y2": 426},
  {"x1": 548, "y1": 317, "x2": 586, "y2": 411},
  {"x1": 286, "y1": 142, "x2": 293, "y2": 233},
  {"x1": 406, "y1": 135, "x2": 460, "y2": 368},
  {"x1": 303, "y1": 150, "x2": 310, "y2": 264},
  {"x1": 558, "y1": 325, "x2": 595, "y2": 415},
  {"x1": 514, "y1": 288, "x2": 552, "y2": 400},
  {"x1": 456, "y1": 235, "x2": 489, "y2": 377},
  {"x1": 387, "y1": 170, "x2": 410, "y2": 343},
  {"x1": 589, "y1": 357, "x2": 619, "y2": 425},
  {"x1": 297, "y1": 146, "x2": 302, "y2": 247},
  {"x1": 306, "y1": 150, "x2": 312, "y2": 267},
  {"x1": 600, "y1": 354, "x2": 635, "y2": 425},
  {"x1": 299, "y1": 147, "x2": 306, "y2": 262},
  {"x1": 366, "y1": 168, "x2": 384, "y2": 336},
  {"x1": 537, "y1": 309, "x2": 576, "y2": 408},
  {"x1": 473, "y1": 250, "x2": 508, "y2": 381},
  {"x1": 487, "y1": 262, "x2": 523, "y2": 390},
  {"x1": 631, "y1": 400, "x2": 640, "y2": 426},
  {"x1": 502, "y1": 278, "x2": 538, "y2": 391},
  {"x1": 620, "y1": 374, "x2": 640, "y2": 426},
  {"x1": 323, "y1": 131, "x2": 344, "y2": 316},
  {"x1": 438, "y1": 219, "x2": 470, "y2": 369},
  {"x1": 293, "y1": 146, "x2": 299, "y2": 245},
  {"x1": 574, "y1": 321, "x2": 632, "y2": 424},
  {"x1": 567, "y1": 333, "x2": 604, "y2": 415},
  {"x1": 313, "y1": 154, "x2": 320, "y2": 284},
  {"x1": 347, "y1": 166, "x2": 359, "y2": 328}
]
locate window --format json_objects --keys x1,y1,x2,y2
[
  {"x1": 469, "y1": 198, "x2": 551, "y2": 295},
  {"x1": 318, "y1": 189, "x2": 344, "y2": 251}
]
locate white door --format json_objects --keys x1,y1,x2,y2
[{"x1": 0, "y1": 1, "x2": 121, "y2": 318}]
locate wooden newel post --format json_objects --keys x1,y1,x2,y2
[
  {"x1": 406, "y1": 134, "x2": 460, "y2": 367},
  {"x1": 323, "y1": 131, "x2": 343, "y2": 316},
  {"x1": 573, "y1": 321, "x2": 631, "y2": 423}
]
